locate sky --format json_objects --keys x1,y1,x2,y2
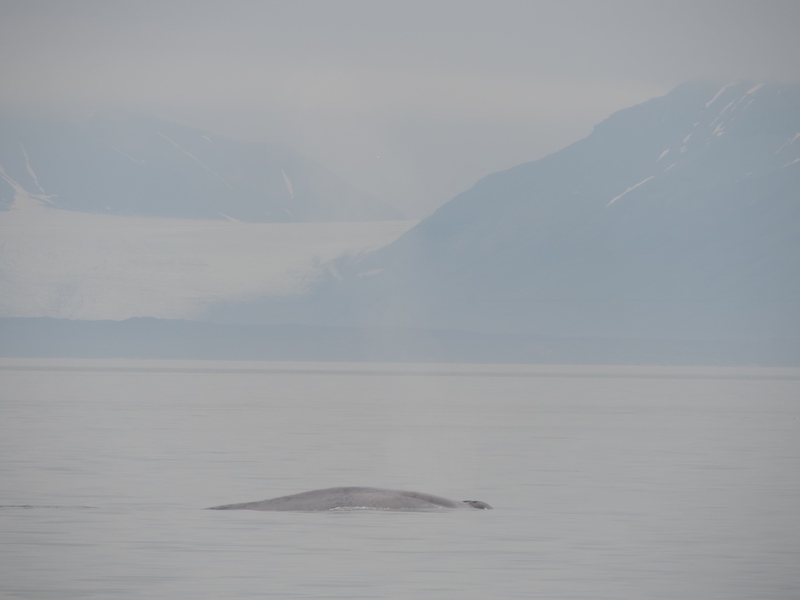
[{"x1": 1, "y1": 0, "x2": 799, "y2": 218}]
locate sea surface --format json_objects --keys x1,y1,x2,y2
[{"x1": 1, "y1": 359, "x2": 799, "y2": 599}]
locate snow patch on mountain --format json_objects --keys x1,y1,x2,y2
[
  {"x1": 157, "y1": 131, "x2": 233, "y2": 189},
  {"x1": 606, "y1": 176, "x2": 655, "y2": 207},
  {"x1": 20, "y1": 144, "x2": 45, "y2": 194},
  {"x1": 282, "y1": 169, "x2": 295, "y2": 199},
  {"x1": 623, "y1": 82, "x2": 799, "y2": 187},
  {"x1": 705, "y1": 83, "x2": 736, "y2": 108},
  {"x1": 104, "y1": 141, "x2": 145, "y2": 165},
  {"x1": 776, "y1": 132, "x2": 800, "y2": 154},
  {"x1": 0, "y1": 166, "x2": 54, "y2": 212}
]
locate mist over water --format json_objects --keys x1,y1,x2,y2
[{"x1": 2, "y1": 360, "x2": 799, "y2": 599}]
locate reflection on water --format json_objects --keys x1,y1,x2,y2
[{"x1": 1, "y1": 359, "x2": 799, "y2": 599}]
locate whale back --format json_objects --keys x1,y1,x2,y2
[
  {"x1": 208, "y1": 487, "x2": 492, "y2": 511},
  {"x1": 462, "y1": 500, "x2": 493, "y2": 510}
]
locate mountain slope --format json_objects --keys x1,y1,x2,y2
[
  {"x1": 0, "y1": 111, "x2": 402, "y2": 222},
  {"x1": 331, "y1": 82, "x2": 800, "y2": 338}
]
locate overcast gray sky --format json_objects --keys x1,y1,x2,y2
[{"x1": 1, "y1": 0, "x2": 798, "y2": 217}]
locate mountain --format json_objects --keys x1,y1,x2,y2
[
  {"x1": 0, "y1": 110, "x2": 402, "y2": 222},
  {"x1": 313, "y1": 82, "x2": 800, "y2": 340},
  {"x1": 3, "y1": 82, "x2": 798, "y2": 363}
]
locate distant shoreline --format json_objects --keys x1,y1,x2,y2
[{"x1": 2, "y1": 317, "x2": 798, "y2": 367}]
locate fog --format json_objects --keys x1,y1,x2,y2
[{"x1": 2, "y1": 0, "x2": 798, "y2": 217}]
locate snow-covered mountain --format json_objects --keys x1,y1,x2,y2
[
  {"x1": 323, "y1": 82, "x2": 800, "y2": 339},
  {"x1": 0, "y1": 110, "x2": 402, "y2": 222}
]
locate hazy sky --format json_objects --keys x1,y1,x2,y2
[{"x1": 1, "y1": 0, "x2": 799, "y2": 217}]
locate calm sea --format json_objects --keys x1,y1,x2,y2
[{"x1": 1, "y1": 359, "x2": 799, "y2": 599}]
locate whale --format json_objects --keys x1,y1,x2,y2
[{"x1": 208, "y1": 486, "x2": 492, "y2": 511}]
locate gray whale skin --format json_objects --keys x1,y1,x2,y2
[{"x1": 208, "y1": 486, "x2": 492, "y2": 511}]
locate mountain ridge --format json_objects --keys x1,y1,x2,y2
[
  {"x1": 291, "y1": 81, "x2": 800, "y2": 339},
  {"x1": 0, "y1": 110, "x2": 402, "y2": 222}
]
